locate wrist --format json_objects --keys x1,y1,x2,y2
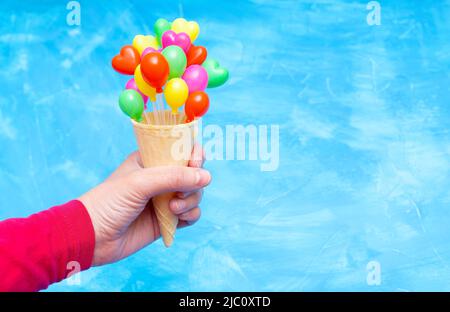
[{"x1": 78, "y1": 192, "x2": 103, "y2": 266}]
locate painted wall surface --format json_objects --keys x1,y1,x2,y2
[{"x1": 1, "y1": 0, "x2": 450, "y2": 291}]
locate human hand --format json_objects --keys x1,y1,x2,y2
[{"x1": 79, "y1": 144, "x2": 210, "y2": 266}]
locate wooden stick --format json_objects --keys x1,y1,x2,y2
[
  {"x1": 157, "y1": 94, "x2": 165, "y2": 125},
  {"x1": 143, "y1": 111, "x2": 151, "y2": 124},
  {"x1": 151, "y1": 101, "x2": 159, "y2": 125}
]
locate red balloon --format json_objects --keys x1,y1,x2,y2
[
  {"x1": 140, "y1": 52, "x2": 169, "y2": 93},
  {"x1": 187, "y1": 45, "x2": 207, "y2": 67},
  {"x1": 185, "y1": 91, "x2": 209, "y2": 122},
  {"x1": 112, "y1": 45, "x2": 140, "y2": 75}
]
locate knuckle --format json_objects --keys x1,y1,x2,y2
[
  {"x1": 127, "y1": 151, "x2": 139, "y2": 163},
  {"x1": 193, "y1": 190, "x2": 203, "y2": 203}
]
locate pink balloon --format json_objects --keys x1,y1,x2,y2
[
  {"x1": 182, "y1": 65, "x2": 208, "y2": 93},
  {"x1": 141, "y1": 47, "x2": 157, "y2": 58},
  {"x1": 125, "y1": 78, "x2": 148, "y2": 108},
  {"x1": 162, "y1": 30, "x2": 191, "y2": 53}
]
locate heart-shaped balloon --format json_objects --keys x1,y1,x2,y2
[
  {"x1": 132, "y1": 35, "x2": 159, "y2": 55},
  {"x1": 112, "y1": 45, "x2": 140, "y2": 75},
  {"x1": 162, "y1": 30, "x2": 191, "y2": 53},
  {"x1": 202, "y1": 58, "x2": 229, "y2": 88},
  {"x1": 187, "y1": 45, "x2": 207, "y2": 67},
  {"x1": 171, "y1": 18, "x2": 200, "y2": 42},
  {"x1": 154, "y1": 18, "x2": 172, "y2": 46}
]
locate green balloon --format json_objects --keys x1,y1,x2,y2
[
  {"x1": 161, "y1": 46, "x2": 187, "y2": 79},
  {"x1": 202, "y1": 58, "x2": 229, "y2": 88},
  {"x1": 119, "y1": 89, "x2": 144, "y2": 122},
  {"x1": 154, "y1": 18, "x2": 172, "y2": 46}
]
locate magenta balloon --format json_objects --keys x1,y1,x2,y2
[
  {"x1": 161, "y1": 30, "x2": 191, "y2": 53},
  {"x1": 141, "y1": 47, "x2": 157, "y2": 58},
  {"x1": 126, "y1": 78, "x2": 148, "y2": 108},
  {"x1": 182, "y1": 65, "x2": 208, "y2": 93}
]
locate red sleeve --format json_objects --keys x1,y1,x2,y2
[{"x1": 0, "y1": 200, "x2": 95, "y2": 292}]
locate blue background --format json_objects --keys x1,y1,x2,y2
[{"x1": 1, "y1": 0, "x2": 450, "y2": 291}]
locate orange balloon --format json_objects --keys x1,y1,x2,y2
[
  {"x1": 185, "y1": 91, "x2": 209, "y2": 122},
  {"x1": 186, "y1": 45, "x2": 207, "y2": 67},
  {"x1": 140, "y1": 52, "x2": 169, "y2": 93},
  {"x1": 111, "y1": 45, "x2": 140, "y2": 75}
]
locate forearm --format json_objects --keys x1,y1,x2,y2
[{"x1": 0, "y1": 200, "x2": 95, "y2": 292}]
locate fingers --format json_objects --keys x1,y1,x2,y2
[
  {"x1": 180, "y1": 144, "x2": 205, "y2": 199},
  {"x1": 170, "y1": 187, "x2": 203, "y2": 228},
  {"x1": 112, "y1": 144, "x2": 203, "y2": 184},
  {"x1": 130, "y1": 166, "x2": 211, "y2": 199},
  {"x1": 178, "y1": 207, "x2": 201, "y2": 225},
  {"x1": 189, "y1": 143, "x2": 205, "y2": 168},
  {"x1": 169, "y1": 190, "x2": 203, "y2": 214}
]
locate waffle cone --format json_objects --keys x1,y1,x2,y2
[{"x1": 131, "y1": 110, "x2": 198, "y2": 247}]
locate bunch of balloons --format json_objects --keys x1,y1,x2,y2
[{"x1": 112, "y1": 18, "x2": 229, "y2": 123}]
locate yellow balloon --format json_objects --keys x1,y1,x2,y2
[
  {"x1": 134, "y1": 65, "x2": 156, "y2": 102},
  {"x1": 171, "y1": 18, "x2": 200, "y2": 42},
  {"x1": 164, "y1": 78, "x2": 188, "y2": 113},
  {"x1": 132, "y1": 35, "x2": 159, "y2": 55}
]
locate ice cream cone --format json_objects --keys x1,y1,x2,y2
[{"x1": 131, "y1": 110, "x2": 198, "y2": 247}]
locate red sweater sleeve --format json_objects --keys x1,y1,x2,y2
[{"x1": 0, "y1": 200, "x2": 95, "y2": 292}]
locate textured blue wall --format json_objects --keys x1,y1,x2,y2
[{"x1": 1, "y1": 0, "x2": 450, "y2": 291}]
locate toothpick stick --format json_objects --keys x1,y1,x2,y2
[
  {"x1": 151, "y1": 100, "x2": 159, "y2": 125},
  {"x1": 157, "y1": 94, "x2": 165, "y2": 125},
  {"x1": 142, "y1": 111, "x2": 151, "y2": 124}
]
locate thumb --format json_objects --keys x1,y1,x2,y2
[{"x1": 129, "y1": 166, "x2": 211, "y2": 199}]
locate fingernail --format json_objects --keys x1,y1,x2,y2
[
  {"x1": 196, "y1": 169, "x2": 211, "y2": 186},
  {"x1": 171, "y1": 199, "x2": 183, "y2": 213}
]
